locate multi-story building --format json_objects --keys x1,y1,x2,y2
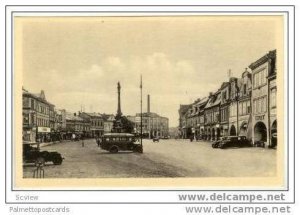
[
  {"x1": 268, "y1": 60, "x2": 277, "y2": 148},
  {"x1": 178, "y1": 104, "x2": 192, "y2": 139},
  {"x1": 219, "y1": 82, "x2": 231, "y2": 137},
  {"x1": 178, "y1": 49, "x2": 277, "y2": 149},
  {"x1": 198, "y1": 98, "x2": 208, "y2": 139},
  {"x1": 135, "y1": 112, "x2": 169, "y2": 138},
  {"x1": 53, "y1": 109, "x2": 67, "y2": 140},
  {"x1": 204, "y1": 91, "x2": 221, "y2": 141},
  {"x1": 22, "y1": 88, "x2": 55, "y2": 142},
  {"x1": 66, "y1": 112, "x2": 90, "y2": 138},
  {"x1": 237, "y1": 69, "x2": 252, "y2": 138},
  {"x1": 54, "y1": 109, "x2": 62, "y2": 132},
  {"x1": 79, "y1": 112, "x2": 104, "y2": 137},
  {"x1": 249, "y1": 50, "x2": 277, "y2": 147},
  {"x1": 102, "y1": 114, "x2": 115, "y2": 134},
  {"x1": 186, "y1": 101, "x2": 197, "y2": 139},
  {"x1": 49, "y1": 105, "x2": 55, "y2": 131},
  {"x1": 228, "y1": 77, "x2": 239, "y2": 136},
  {"x1": 189, "y1": 98, "x2": 208, "y2": 140}
]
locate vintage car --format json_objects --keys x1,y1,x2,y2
[
  {"x1": 100, "y1": 133, "x2": 143, "y2": 153},
  {"x1": 152, "y1": 137, "x2": 160, "y2": 142},
  {"x1": 23, "y1": 142, "x2": 64, "y2": 165},
  {"x1": 212, "y1": 137, "x2": 227, "y2": 148},
  {"x1": 218, "y1": 136, "x2": 252, "y2": 149}
]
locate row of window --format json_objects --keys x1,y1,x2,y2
[
  {"x1": 205, "y1": 111, "x2": 219, "y2": 123},
  {"x1": 239, "y1": 100, "x2": 251, "y2": 116},
  {"x1": 253, "y1": 68, "x2": 267, "y2": 88},
  {"x1": 253, "y1": 96, "x2": 267, "y2": 114},
  {"x1": 105, "y1": 137, "x2": 133, "y2": 142},
  {"x1": 189, "y1": 92, "x2": 274, "y2": 122},
  {"x1": 37, "y1": 118, "x2": 49, "y2": 127},
  {"x1": 270, "y1": 88, "x2": 277, "y2": 108},
  {"x1": 23, "y1": 97, "x2": 51, "y2": 115},
  {"x1": 92, "y1": 120, "x2": 103, "y2": 127},
  {"x1": 67, "y1": 125, "x2": 90, "y2": 131},
  {"x1": 220, "y1": 108, "x2": 229, "y2": 122}
]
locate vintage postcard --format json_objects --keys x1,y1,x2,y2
[{"x1": 14, "y1": 14, "x2": 285, "y2": 188}]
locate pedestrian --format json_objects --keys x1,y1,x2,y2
[{"x1": 190, "y1": 135, "x2": 193, "y2": 142}]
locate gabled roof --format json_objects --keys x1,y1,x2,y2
[
  {"x1": 249, "y1": 50, "x2": 276, "y2": 70},
  {"x1": 66, "y1": 112, "x2": 85, "y2": 121},
  {"x1": 179, "y1": 104, "x2": 192, "y2": 115},
  {"x1": 204, "y1": 92, "x2": 221, "y2": 109},
  {"x1": 23, "y1": 89, "x2": 54, "y2": 106},
  {"x1": 219, "y1": 82, "x2": 230, "y2": 90},
  {"x1": 82, "y1": 112, "x2": 103, "y2": 118}
]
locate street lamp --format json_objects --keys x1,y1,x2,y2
[{"x1": 235, "y1": 85, "x2": 240, "y2": 136}]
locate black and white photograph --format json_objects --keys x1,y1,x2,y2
[
  {"x1": 3, "y1": 3, "x2": 299, "y2": 215},
  {"x1": 18, "y1": 15, "x2": 283, "y2": 182}
]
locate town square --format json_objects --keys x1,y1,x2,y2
[{"x1": 20, "y1": 16, "x2": 279, "y2": 178}]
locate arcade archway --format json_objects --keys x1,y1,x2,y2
[
  {"x1": 254, "y1": 122, "x2": 267, "y2": 142},
  {"x1": 271, "y1": 120, "x2": 277, "y2": 148},
  {"x1": 230, "y1": 125, "x2": 237, "y2": 136},
  {"x1": 239, "y1": 121, "x2": 247, "y2": 136}
]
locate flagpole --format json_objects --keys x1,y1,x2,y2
[{"x1": 140, "y1": 75, "x2": 143, "y2": 147}]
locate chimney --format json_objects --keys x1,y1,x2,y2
[{"x1": 147, "y1": 94, "x2": 150, "y2": 113}]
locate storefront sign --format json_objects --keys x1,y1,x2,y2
[
  {"x1": 37, "y1": 127, "x2": 50, "y2": 133},
  {"x1": 255, "y1": 115, "x2": 265, "y2": 120}
]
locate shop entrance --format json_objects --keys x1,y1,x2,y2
[
  {"x1": 230, "y1": 125, "x2": 237, "y2": 136},
  {"x1": 254, "y1": 121, "x2": 267, "y2": 142}
]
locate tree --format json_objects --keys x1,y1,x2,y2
[{"x1": 112, "y1": 116, "x2": 134, "y2": 133}]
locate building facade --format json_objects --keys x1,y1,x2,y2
[
  {"x1": 132, "y1": 112, "x2": 169, "y2": 138},
  {"x1": 204, "y1": 91, "x2": 221, "y2": 141},
  {"x1": 66, "y1": 112, "x2": 90, "y2": 138},
  {"x1": 178, "y1": 49, "x2": 277, "y2": 149},
  {"x1": 228, "y1": 77, "x2": 239, "y2": 136},
  {"x1": 79, "y1": 112, "x2": 104, "y2": 137},
  {"x1": 237, "y1": 69, "x2": 252, "y2": 138},
  {"x1": 249, "y1": 50, "x2": 277, "y2": 147},
  {"x1": 178, "y1": 104, "x2": 191, "y2": 138},
  {"x1": 102, "y1": 114, "x2": 115, "y2": 134},
  {"x1": 219, "y1": 82, "x2": 230, "y2": 137},
  {"x1": 22, "y1": 88, "x2": 55, "y2": 142}
]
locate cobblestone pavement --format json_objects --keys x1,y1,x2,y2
[{"x1": 23, "y1": 139, "x2": 276, "y2": 178}]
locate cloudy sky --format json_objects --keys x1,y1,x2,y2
[{"x1": 19, "y1": 16, "x2": 282, "y2": 127}]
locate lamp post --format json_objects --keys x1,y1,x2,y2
[
  {"x1": 235, "y1": 85, "x2": 240, "y2": 136},
  {"x1": 140, "y1": 75, "x2": 143, "y2": 147}
]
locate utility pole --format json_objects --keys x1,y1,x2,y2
[
  {"x1": 236, "y1": 82, "x2": 240, "y2": 136},
  {"x1": 140, "y1": 75, "x2": 143, "y2": 147}
]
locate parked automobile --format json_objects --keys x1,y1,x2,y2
[
  {"x1": 212, "y1": 137, "x2": 227, "y2": 148},
  {"x1": 218, "y1": 136, "x2": 252, "y2": 149},
  {"x1": 23, "y1": 141, "x2": 64, "y2": 165},
  {"x1": 153, "y1": 137, "x2": 160, "y2": 142},
  {"x1": 100, "y1": 133, "x2": 143, "y2": 153}
]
